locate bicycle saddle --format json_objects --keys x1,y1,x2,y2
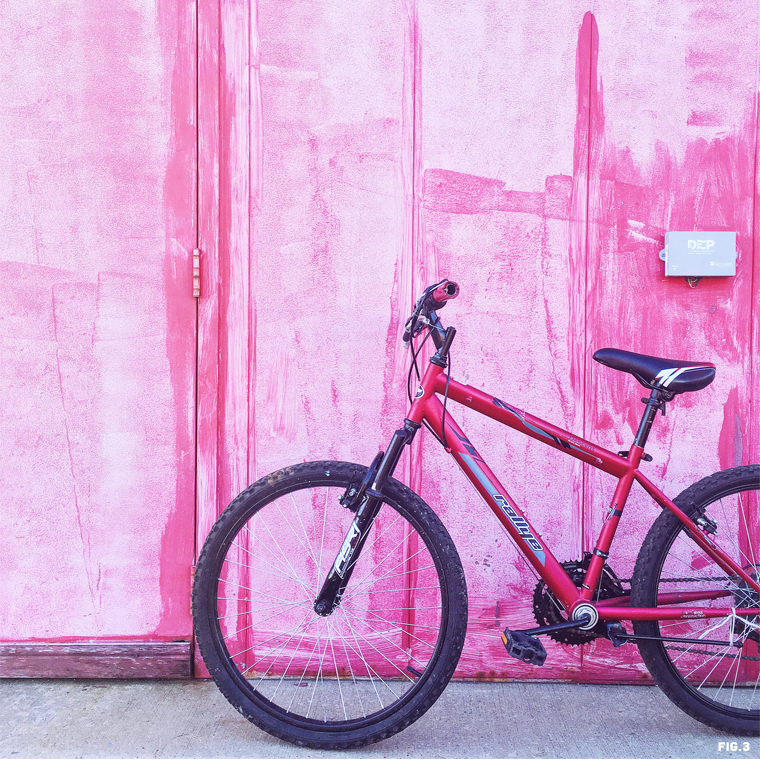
[{"x1": 593, "y1": 348, "x2": 715, "y2": 394}]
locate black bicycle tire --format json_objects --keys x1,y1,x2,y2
[
  {"x1": 631, "y1": 464, "x2": 760, "y2": 736},
  {"x1": 193, "y1": 461, "x2": 468, "y2": 749}
]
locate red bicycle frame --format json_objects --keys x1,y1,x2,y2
[{"x1": 406, "y1": 357, "x2": 760, "y2": 623}]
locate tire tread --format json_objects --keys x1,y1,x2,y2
[
  {"x1": 193, "y1": 461, "x2": 468, "y2": 750},
  {"x1": 631, "y1": 465, "x2": 760, "y2": 737}
]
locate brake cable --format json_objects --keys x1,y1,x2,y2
[
  {"x1": 406, "y1": 328, "x2": 433, "y2": 404},
  {"x1": 407, "y1": 321, "x2": 453, "y2": 452},
  {"x1": 440, "y1": 352, "x2": 451, "y2": 450}
]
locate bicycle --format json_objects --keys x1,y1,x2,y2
[{"x1": 193, "y1": 280, "x2": 760, "y2": 748}]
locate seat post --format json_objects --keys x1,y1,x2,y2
[{"x1": 632, "y1": 388, "x2": 669, "y2": 451}]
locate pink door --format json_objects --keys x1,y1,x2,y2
[
  {"x1": 197, "y1": 0, "x2": 759, "y2": 683},
  {"x1": 0, "y1": 0, "x2": 197, "y2": 675},
  {"x1": 579, "y1": 5, "x2": 760, "y2": 679}
]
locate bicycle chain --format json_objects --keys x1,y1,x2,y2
[{"x1": 534, "y1": 556, "x2": 757, "y2": 648}]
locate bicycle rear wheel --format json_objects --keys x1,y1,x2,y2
[
  {"x1": 631, "y1": 465, "x2": 760, "y2": 735},
  {"x1": 193, "y1": 461, "x2": 468, "y2": 749}
]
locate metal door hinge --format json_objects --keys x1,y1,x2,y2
[{"x1": 192, "y1": 249, "x2": 201, "y2": 298}]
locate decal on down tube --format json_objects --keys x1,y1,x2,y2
[{"x1": 460, "y1": 454, "x2": 546, "y2": 565}]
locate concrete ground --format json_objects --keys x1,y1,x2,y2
[{"x1": 1, "y1": 679, "x2": 757, "y2": 759}]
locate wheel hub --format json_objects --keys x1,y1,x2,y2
[{"x1": 732, "y1": 564, "x2": 760, "y2": 645}]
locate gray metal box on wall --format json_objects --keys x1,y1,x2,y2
[{"x1": 659, "y1": 232, "x2": 737, "y2": 277}]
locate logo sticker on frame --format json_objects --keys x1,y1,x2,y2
[{"x1": 460, "y1": 453, "x2": 546, "y2": 565}]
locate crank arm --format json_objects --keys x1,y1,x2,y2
[{"x1": 520, "y1": 616, "x2": 592, "y2": 637}]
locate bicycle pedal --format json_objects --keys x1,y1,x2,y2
[{"x1": 501, "y1": 628, "x2": 547, "y2": 666}]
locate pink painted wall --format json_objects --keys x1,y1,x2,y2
[
  {"x1": 198, "y1": 0, "x2": 759, "y2": 682},
  {"x1": 0, "y1": 0, "x2": 196, "y2": 642},
  {"x1": 2, "y1": 0, "x2": 756, "y2": 684}
]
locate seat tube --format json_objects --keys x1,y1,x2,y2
[{"x1": 580, "y1": 463, "x2": 639, "y2": 601}]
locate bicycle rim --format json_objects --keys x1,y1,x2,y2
[{"x1": 647, "y1": 481, "x2": 759, "y2": 717}]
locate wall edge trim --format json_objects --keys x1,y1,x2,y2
[{"x1": 0, "y1": 641, "x2": 192, "y2": 679}]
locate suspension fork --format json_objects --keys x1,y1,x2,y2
[{"x1": 313, "y1": 419, "x2": 421, "y2": 616}]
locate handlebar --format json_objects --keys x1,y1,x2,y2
[
  {"x1": 402, "y1": 279, "x2": 459, "y2": 345},
  {"x1": 427, "y1": 280, "x2": 460, "y2": 309}
]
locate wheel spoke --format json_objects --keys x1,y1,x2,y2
[
  {"x1": 269, "y1": 617, "x2": 319, "y2": 703},
  {"x1": 338, "y1": 605, "x2": 436, "y2": 669},
  {"x1": 336, "y1": 611, "x2": 404, "y2": 699},
  {"x1": 230, "y1": 537, "x2": 294, "y2": 579},
  {"x1": 342, "y1": 561, "x2": 437, "y2": 602},
  {"x1": 326, "y1": 617, "x2": 348, "y2": 721},
  {"x1": 638, "y1": 471, "x2": 760, "y2": 724},
  {"x1": 194, "y1": 464, "x2": 465, "y2": 741},
  {"x1": 223, "y1": 554, "x2": 314, "y2": 591},
  {"x1": 257, "y1": 515, "x2": 318, "y2": 598}
]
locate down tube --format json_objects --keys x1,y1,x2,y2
[{"x1": 423, "y1": 396, "x2": 580, "y2": 610}]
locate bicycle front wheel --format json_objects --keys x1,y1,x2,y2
[
  {"x1": 631, "y1": 465, "x2": 760, "y2": 735},
  {"x1": 193, "y1": 461, "x2": 468, "y2": 749}
]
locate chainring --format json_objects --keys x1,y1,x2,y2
[{"x1": 532, "y1": 553, "x2": 628, "y2": 645}]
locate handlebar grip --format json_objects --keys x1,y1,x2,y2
[
  {"x1": 429, "y1": 280, "x2": 459, "y2": 307},
  {"x1": 403, "y1": 280, "x2": 459, "y2": 345}
]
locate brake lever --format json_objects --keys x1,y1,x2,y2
[
  {"x1": 402, "y1": 313, "x2": 431, "y2": 348},
  {"x1": 402, "y1": 280, "x2": 450, "y2": 347}
]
